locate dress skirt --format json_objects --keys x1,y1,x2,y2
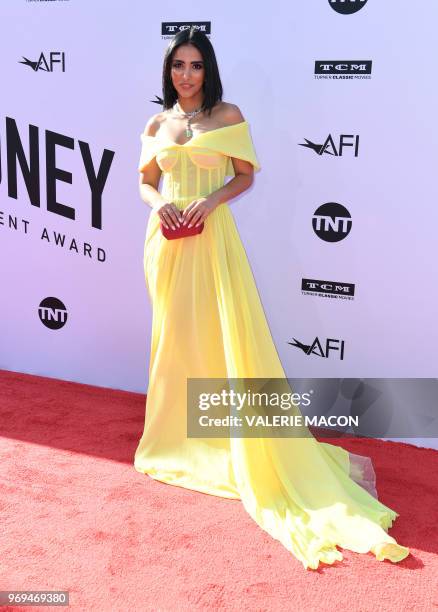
[{"x1": 134, "y1": 196, "x2": 410, "y2": 570}]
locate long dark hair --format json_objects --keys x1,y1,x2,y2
[{"x1": 162, "y1": 27, "x2": 223, "y2": 116}]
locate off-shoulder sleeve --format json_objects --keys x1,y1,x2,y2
[
  {"x1": 138, "y1": 133, "x2": 163, "y2": 172},
  {"x1": 194, "y1": 121, "x2": 261, "y2": 177}
]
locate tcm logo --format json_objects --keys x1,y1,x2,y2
[
  {"x1": 329, "y1": 0, "x2": 368, "y2": 15},
  {"x1": 301, "y1": 278, "x2": 355, "y2": 299},
  {"x1": 312, "y1": 203, "x2": 352, "y2": 242},
  {"x1": 38, "y1": 297, "x2": 68, "y2": 330},
  {"x1": 161, "y1": 22, "x2": 211, "y2": 37},
  {"x1": 19, "y1": 52, "x2": 66, "y2": 72},
  {"x1": 288, "y1": 337, "x2": 345, "y2": 360},
  {"x1": 299, "y1": 134, "x2": 359, "y2": 157},
  {"x1": 315, "y1": 61, "x2": 372, "y2": 75}
]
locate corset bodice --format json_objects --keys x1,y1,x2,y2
[{"x1": 138, "y1": 120, "x2": 261, "y2": 205}]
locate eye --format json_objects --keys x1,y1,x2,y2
[
  {"x1": 193, "y1": 63, "x2": 203, "y2": 70},
  {"x1": 172, "y1": 61, "x2": 183, "y2": 69}
]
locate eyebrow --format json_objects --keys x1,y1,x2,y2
[{"x1": 172, "y1": 59, "x2": 204, "y2": 64}]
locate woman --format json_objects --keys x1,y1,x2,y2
[{"x1": 134, "y1": 27, "x2": 410, "y2": 570}]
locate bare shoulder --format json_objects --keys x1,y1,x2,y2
[
  {"x1": 213, "y1": 102, "x2": 245, "y2": 127},
  {"x1": 142, "y1": 111, "x2": 167, "y2": 137}
]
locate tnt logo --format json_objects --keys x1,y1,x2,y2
[
  {"x1": 329, "y1": 0, "x2": 368, "y2": 15},
  {"x1": 312, "y1": 202, "x2": 352, "y2": 242},
  {"x1": 38, "y1": 297, "x2": 68, "y2": 330},
  {"x1": 19, "y1": 52, "x2": 66, "y2": 72}
]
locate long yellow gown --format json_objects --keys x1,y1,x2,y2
[{"x1": 134, "y1": 120, "x2": 410, "y2": 570}]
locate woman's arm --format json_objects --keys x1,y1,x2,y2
[
  {"x1": 138, "y1": 116, "x2": 167, "y2": 211},
  {"x1": 139, "y1": 115, "x2": 182, "y2": 229},
  {"x1": 206, "y1": 104, "x2": 254, "y2": 208},
  {"x1": 207, "y1": 156, "x2": 254, "y2": 209}
]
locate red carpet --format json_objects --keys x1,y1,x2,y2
[{"x1": 0, "y1": 369, "x2": 436, "y2": 611}]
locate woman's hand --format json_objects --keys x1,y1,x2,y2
[
  {"x1": 154, "y1": 202, "x2": 182, "y2": 230},
  {"x1": 181, "y1": 197, "x2": 217, "y2": 228}
]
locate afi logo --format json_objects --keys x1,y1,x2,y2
[
  {"x1": 20, "y1": 52, "x2": 66, "y2": 72},
  {"x1": 299, "y1": 134, "x2": 359, "y2": 157},
  {"x1": 38, "y1": 297, "x2": 68, "y2": 330},
  {"x1": 288, "y1": 337, "x2": 345, "y2": 360},
  {"x1": 312, "y1": 203, "x2": 352, "y2": 242},
  {"x1": 329, "y1": 0, "x2": 368, "y2": 15}
]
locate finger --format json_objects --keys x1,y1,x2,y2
[
  {"x1": 169, "y1": 209, "x2": 181, "y2": 226},
  {"x1": 195, "y1": 214, "x2": 206, "y2": 227},
  {"x1": 181, "y1": 202, "x2": 197, "y2": 224},
  {"x1": 183, "y1": 209, "x2": 196, "y2": 226},
  {"x1": 165, "y1": 208, "x2": 179, "y2": 229},
  {"x1": 188, "y1": 211, "x2": 202, "y2": 227},
  {"x1": 163, "y1": 211, "x2": 175, "y2": 230},
  {"x1": 185, "y1": 210, "x2": 199, "y2": 227},
  {"x1": 195, "y1": 206, "x2": 210, "y2": 226},
  {"x1": 181, "y1": 210, "x2": 192, "y2": 225}
]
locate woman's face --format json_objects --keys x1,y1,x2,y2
[{"x1": 170, "y1": 44, "x2": 205, "y2": 100}]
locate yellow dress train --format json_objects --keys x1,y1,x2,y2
[{"x1": 134, "y1": 120, "x2": 410, "y2": 570}]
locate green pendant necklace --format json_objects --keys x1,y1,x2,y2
[{"x1": 173, "y1": 101, "x2": 203, "y2": 139}]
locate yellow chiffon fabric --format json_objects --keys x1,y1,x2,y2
[{"x1": 134, "y1": 120, "x2": 410, "y2": 570}]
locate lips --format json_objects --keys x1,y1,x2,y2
[{"x1": 180, "y1": 84, "x2": 193, "y2": 88}]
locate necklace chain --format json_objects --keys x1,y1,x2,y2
[{"x1": 173, "y1": 100, "x2": 203, "y2": 139}]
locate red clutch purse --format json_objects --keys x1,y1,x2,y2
[{"x1": 160, "y1": 221, "x2": 204, "y2": 240}]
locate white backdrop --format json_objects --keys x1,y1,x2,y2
[{"x1": 1, "y1": 1, "x2": 437, "y2": 448}]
